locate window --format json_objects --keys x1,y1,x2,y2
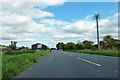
[{"x1": 37, "y1": 44, "x2": 42, "y2": 48}]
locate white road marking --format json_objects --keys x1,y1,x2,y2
[
  {"x1": 77, "y1": 57, "x2": 101, "y2": 67},
  {"x1": 67, "y1": 54, "x2": 73, "y2": 56},
  {"x1": 67, "y1": 54, "x2": 71, "y2": 56},
  {"x1": 115, "y1": 70, "x2": 117, "y2": 72}
]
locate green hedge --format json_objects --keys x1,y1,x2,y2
[
  {"x1": 65, "y1": 50, "x2": 119, "y2": 57},
  {"x1": 4, "y1": 50, "x2": 36, "y2": 55}
]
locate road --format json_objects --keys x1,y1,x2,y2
[{"x1": 15, "y1": 50, "x2": 118, "y2": 78}]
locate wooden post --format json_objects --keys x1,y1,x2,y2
[{"x1": 95, "y1": 13, "x2": 101, "y2": 50}]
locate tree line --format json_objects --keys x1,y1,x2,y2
[{"x1": 56, "y1": 35, "x2": 120, "y2": 50}]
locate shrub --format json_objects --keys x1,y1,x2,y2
[
  {"x1": 4, "y1": 50, "x2": 36, "y2": 55},
  {"x1": 26, "y1": 50, "x2": 36, "y2": 53}
]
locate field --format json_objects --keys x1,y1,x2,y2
[
  {"x1": 65, "y1": 50, "x2": 119, "y2": 57},
  {"x1": 2, "y1": 50, "x2": 51, "y2": 78}
]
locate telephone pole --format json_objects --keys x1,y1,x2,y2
[{"x1": 95, "y1": 13, "x2": 101, "y2": 50}]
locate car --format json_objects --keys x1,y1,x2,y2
[{"x1": 58, "y1": 49, "x2": 61, "y2": 51}]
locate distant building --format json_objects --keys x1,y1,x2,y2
[{"x1": 31, "y1": 43, "x2": 49, "y2": 50}]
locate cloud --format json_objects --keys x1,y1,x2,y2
[
  {"x1": 26, "y1": 9, "x2": 54, "y2": 18},
  {"x1": 1, "y1": 1, "x2": 66, "y2": 43},
  {"x1": 85, "y1": 14, "x2": 93, "y2": 20},
  {"x1": 2, "y1": 0, "x2": 67, "y2": 19},
  {"x1": 40, "y1": 19, "x2": 69, "y2": 26},
  {"x1": 62, "y1": 20, "x2": 95, "y2": 34},
  {"x1": 1, "y1": 1, "x2": 118, "y2": 48},
  {"x1": 2, "y1": 0, "x2": 66, "y2": 17},
  {"x1": 1, "y1": 1, "x2": 67, "y2": 48},
  {"x1": 53, "y1": 33, "x2": 84, "y2": 41},
  {"x1": 52, "y1": 12, "x2": 118, "y2": 44},
  {"x1": 99, "y1": 13, "x2": 118, "y2": 38},
  {"x1": 2, "y1": 13, "x2": 31, "y2": 26},
  {"x1": 2, "y1": 0, "x2": 66, "y2": 9},
  {"x1": 1, "y1": 10, "x2": 53, "y2": 42}
]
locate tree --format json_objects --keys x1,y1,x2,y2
[
  {"x1": 51, "y1": 48, "x2": 56, "y2": 50},
  {"x1": 18, "y1": 46, "x2": 29, "y2": 50},
  {"x1": 66, "y1": 42, "x2": 75, "y2": 50},
  {"x1": 63, "y1": 44, "x2": 69, "y2": 50},
  {"x1": 103, "y1": 35, "x2": 117, "y2": 49},
  {"x1": 9, "y1": 41, "x2": 17, "y2": 50},
  {"x1": 100, "y1": 41, "x2": 105, "y2": 49},
  {"x1": 83, "y1": 40, "x2": 94, "y2": 49},
  {"x1": 56, "y1": 42, "x2": 64, "y2": 50},
  {"x1": 75, "y1": 43, "x2": 84, "y2": 50}
]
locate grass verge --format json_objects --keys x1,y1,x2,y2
[
  {"x1": 2, "y1": 50, "x2": 51, "y2": 78},
  {"x1": 65, "y1": 50, "x2": 119, "y2": 57}
]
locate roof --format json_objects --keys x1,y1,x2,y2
[
  {"x1": 32, "y1": 43, "x2": 49, "y2": 48},
  {"x1": 32, "y1": 43, "x2": 42, "y2": 46}
]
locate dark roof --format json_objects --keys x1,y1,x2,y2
[
  {"x1": 32, "y1": 43, "x2": 42, "y2": 46},
  {"x1": 32, "y1": 43, "x2": 48, "y2": 47}
]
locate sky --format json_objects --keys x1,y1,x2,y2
[{"x1": 0, "y1": 0, "x2": 119, "y2": 48}]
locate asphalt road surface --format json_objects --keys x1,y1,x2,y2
[{"x1": 15, "y1": 50, "x2": 118, "y2": 78}]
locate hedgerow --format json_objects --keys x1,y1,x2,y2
[{"x1": 4, "y1": 50, "x2": 36, "y2": 55}]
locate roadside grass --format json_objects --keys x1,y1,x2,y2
[
  {"x1": 2, "y1": 50, "x2": 51, "y2": 78},
  {"x1": 65, "y1": 50, "x2": 119, "y2": 57}
]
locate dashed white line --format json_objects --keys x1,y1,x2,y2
[
  {"x1": 77, "y1": 57, "x2": 101, "y2": 67},
  {"x1": 67, "y1": 54, "x2": 73, "y2": 56},
  {"x1": 65, "y1": 53, "x2": 101, "y2": 67},
  {"x1": 67, "y1": 54, "x2": 71, "y2": 56},
  {"x1": 115, "y1": 70, "x2": 117, "y2": 72}
]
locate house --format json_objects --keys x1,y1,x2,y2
[{"x1": 31, "y1": 43, "x2": 49, "y2": 50}]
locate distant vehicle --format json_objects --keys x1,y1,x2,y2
[{"x1": 58, "y1": 49, "x2": 61, "y2": 51}]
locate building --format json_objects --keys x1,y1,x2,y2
[{"x1": 31, "y1": 43, "x2": 49, "y2": 50}]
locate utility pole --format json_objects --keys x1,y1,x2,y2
[{"x1": 95, "y1": 13, "x2": 101, "y2": 50}]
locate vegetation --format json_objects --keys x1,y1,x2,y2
[
  {"x1": 50, "y1": 48, "x2": 56, "y2": 50},
  {"x1": 2, "y1": 50, "x2": 51, "y2": 78},
  {"x1": 65, "y1": 50, "x2": 119, "y2": 57},
  {"x1": 56, "y1": 35, "x2": 119, "y2": 51},
  {"x1": 9, "y1": 41, "x2": 17, "y2": 50},
  {"x1": 56, "y1": 35, "x2": 120, "y2": 57},
  {"x1": 18, "y1": 46, "x2": 29, "y2": 50},
  {"x1": 4, "y1": 50, "x2": 36, "y2": 55}
]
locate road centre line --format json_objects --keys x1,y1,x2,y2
[
  {"x1": 67, "y1": 54, "x2": 73, "y2": 56},
  {"x1": 77, "y1": 57, "x2": 101, "y2": 67},
  {"x1": 67, "y1": 54, "x2": 71, "y2": 56},
  {"x1": 65, "y1": 53, "x2": 101, "y2": 67}
]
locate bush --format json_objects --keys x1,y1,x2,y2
[
  {"x1": 26, "y1": 50, "x2": 35, "y2": 53},
  {"x1": 30, "y1": 58, "x2": 37, "y2": 63},
  {"x1": 4, "y1": 50, "x2": 36, "y2": 55}
]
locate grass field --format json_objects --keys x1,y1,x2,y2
[
  {"x1": 65, "y1": 50, "x2": 119, "y2": 57},
  {"x1": 2, "y1": 50, "x2": 51, "y2": 78}
]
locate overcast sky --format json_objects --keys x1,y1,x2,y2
[{"x1": 0, "y1": 0, "x2": 119, "y2": 48}]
